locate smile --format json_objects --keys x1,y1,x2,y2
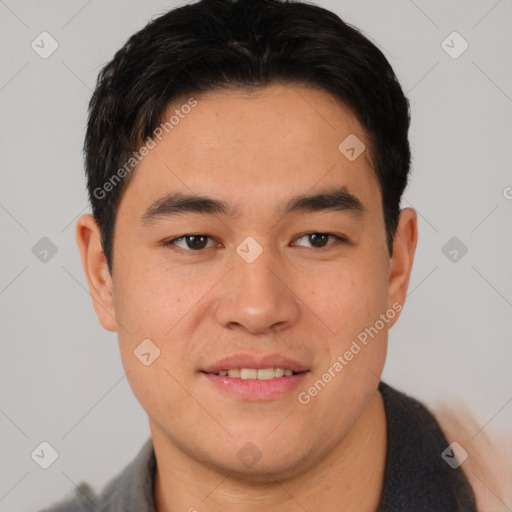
[{"x1": 211, "y1": 368, "x2": 296, "y2": 379}]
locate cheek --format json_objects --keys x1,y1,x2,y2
[
  {"x1": 296, "y1": 258, "x2": 389, "y2": 423},
  {"x1": 112, "y1": 253, "x2": 202, "y2": 337},
  {"x1": 112, "y1": 255, "x2": 225, "y2": 389},
  {"x1": 111, "y1": 262, "x2": 200, "y2": 424},
  {"x1": 302, "y1": 256, "x2": 389, "y2": 339}
]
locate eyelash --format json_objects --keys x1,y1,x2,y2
[{"x1": 162, "y1": 233, "x2": 348, "y2": 252}]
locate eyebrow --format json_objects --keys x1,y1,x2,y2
[{"x1": 140, "y1": 186, "x2": 366, "y2": 225}]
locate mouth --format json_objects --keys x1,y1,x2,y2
[
  {"x1": 200, "y1": 353, "x2": 310, "y2": 401},
  {"x1": 203, "y1": 367, "x2": 300, "y2": 379}
]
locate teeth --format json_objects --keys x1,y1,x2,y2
[
  {"x1": 256, "y1": 368, "x2": 275, "y2": 380},
  {"x1": 217, "y1": 367, "x2": 297, "y2": 379},
  {"x1": 240, "y1": 368, "x2": 257, "y2": 380}
]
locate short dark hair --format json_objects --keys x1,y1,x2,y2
[{"x1": 84, "y1": 0, "x2": 411, "y2": 274}]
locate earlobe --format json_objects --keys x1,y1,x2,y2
[
  {"x1": 75, "y1": 214, "x2": 118, "y2": 332},
  {"x1": 387, "y1": 207, "x2": 418, "y2": 328}
]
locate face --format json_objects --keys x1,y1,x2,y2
[{"x1": 78, "y1": 84, "x2": 416, "y2": 479}]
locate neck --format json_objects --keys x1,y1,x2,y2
[{"x1": 152, "y1": 390, "x2": 387, "y2": 512}]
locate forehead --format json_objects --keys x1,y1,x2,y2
[{"x1": 120, "y1": 84, "x2": 380, "y2": 218}]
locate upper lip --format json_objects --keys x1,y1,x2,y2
[{"x1": 201, "y1": 353, "x2": 309, "y2": 373}]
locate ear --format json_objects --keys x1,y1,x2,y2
[
  {"x1": 387, "y1": 207, "x2": 418, "y2": 328},
  {"x1": 75, "y1": 214, "x2": 118, "y2": 332}
]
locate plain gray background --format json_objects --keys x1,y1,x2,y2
[{"x1": 1, "y1": 0, "x2": 511, "y2": 510}]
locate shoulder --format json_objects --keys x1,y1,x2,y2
[
  {"x1": 434, "y1": 404, "x2": 512, "y2": 511},
  {"x1": 37, "y1": 438, "x2": 156, "y2": 512},
  {"x1": 38, "y1": 483, "x2": 98, "y2": 512},
  {"x1": 378, "y1": 382, "x2": 478, "y2": 511}
]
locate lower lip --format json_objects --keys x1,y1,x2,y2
[{"x1": 201, "y1": 372, "x2": 309, "y2": 401}]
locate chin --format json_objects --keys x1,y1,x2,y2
[
  {"x1": 199, "y1": 437, "x2": 314, "y2": 482},
  {"x1": 216, "y1": 454, "x2": 309, "y2": 483}
]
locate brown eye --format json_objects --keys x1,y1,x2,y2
[
  {"x1": 294, "y1": 233, "x2": 346, "y2": 249},
  {"x1": 165, "y1": 235, "x2": 216, "y2": 251},
  {"x1": 184, "y1": 235, "x2": 209, "y2": 250},
  {"x1": 308, "y1": 233, "x2": 329, "y2": 248}
]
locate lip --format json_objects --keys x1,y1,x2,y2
[
  {"x1": 200, "y1": 352, "x2": 310, "y2": 401},
  {"x1": 202, "y1": 372, "x2": 309, "y2": 401},
  {"x1": 201, "y1": 352, "x2": 309, "y2": 374}
]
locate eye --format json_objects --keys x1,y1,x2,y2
[
  {"x1": 293, "y1": 233, "x2": 347, "y2": 249},
  {"x1": 164, "y1": 235, "x2": 219, "y2": 251},
  {"x1": 163, "y1": 232, "x2": 346, "y2": 252}
]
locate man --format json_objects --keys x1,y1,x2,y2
[{"x1": 42, "y1": 0, "x2": 482, "y2": 510}]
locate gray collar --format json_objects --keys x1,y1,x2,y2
[{"x1": 95, "y1": 437, "x2": 156, "y2": 512}]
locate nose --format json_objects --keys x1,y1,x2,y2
[{"x1": 213, "y1": 247, "x2": 300, "y2": 336}]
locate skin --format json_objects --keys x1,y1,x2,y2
[{"x1": 76, "y1": 84, "x2": 417, "y2": 511}]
